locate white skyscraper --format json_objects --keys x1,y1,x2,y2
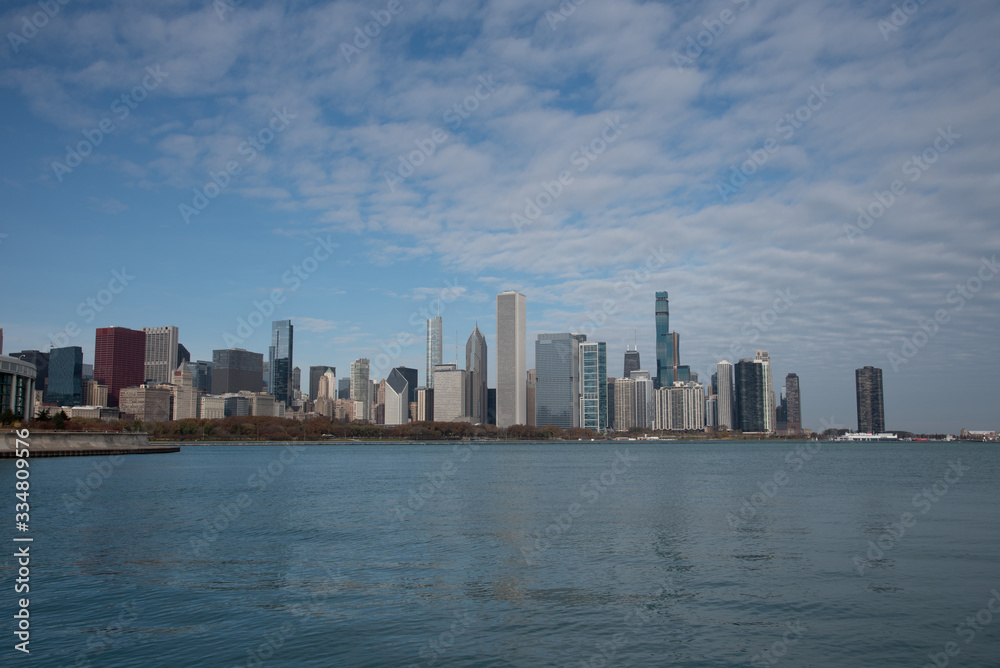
[
  {"x1": 433, "y1": 363, "x2": 467, "y2": 422},
  {"x1": 755, "y1": 350, "x2": 775, "y2": 433},
  {"x1": 496, "y1": 291, "x2": 526, "y2": 428},
  {"x1": 716, "y1": 360, "x2": 734, "y2": 430},
  {"x1": 142, "y1": 326, "x2": 179, "y2": 385},
  {"x1": 426, "y1": 315, "x2": 442, "y2": 389}
]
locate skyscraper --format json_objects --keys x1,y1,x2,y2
[
  {"x1": 426, "y1": 315, "x2": 442, "y2": 389},
  {"x1": 631, "y1": 370, "x2": 654, "y2": 429},
  {"x1": 396, "y1": 367, "x2": 419, "y2": 405},
  {"x1": 526, "y1": 369, "x2": 536, "y2": 427},
  {"x1": 785, "y1": 373, "x2": 801, "y2": 433},
  {"x1": 716, "y1": 361, "x2": 734, "y2": 430},
  {"x1": 11, "y1": 350, "x2": 49, "y2": 402},
  {"x1": 614, "y1": 377, "x2": 636, "y2": 430},
  {"x1": 655, "y1": 292, "x2": 672, "y2": 387},
  {"x1": 734, "y1": 359, "x2": 765, "y2": 432},
  {"x1": 47, "y1": 346, "x2": 83, "y2": 406},
  {"x1": 212, "y1": 349, "x2": 264, "y2": 394},
  {"x1": 755, "y1": 350, "x2": 775, "y2": 433},
  {"x1": 350, "y1": 358, "x2": 370, "y2": 422},
  {"x1": 496, "y1": 291, "x2": 526, "y2": 428},
  {"x1": 385, "y1": 368, "x2": 410, "y2": 426},
  {"x1": 466, "y1": 325, "x2": 488, "y2": 424},
  {"x1": 856, "y1": 366, "x2": 885, "y2": 433},
  {"x1": 535, "y1": 332, "x2": 586, "y2": 428},
  {"x1": 269, "y1": 320, "x2": 293, "y2": 406},
  {"x1": 433, "y1": 363, "x2": 467, "y2": 422},
  {"x1": 579, "y1": 341, "x2": 607, "y2": 431},
  {"x1": 94, "y1": 327, "x2": 146, "y2": 408},
  {"x1": 310, "y1": 366, "x2": 336, "y2": 402},
  {"x1": 606, "y1": 377, "x2": 616, "y2": 431},
  {"x1": 292, "y1": 366, "x2": 301, "y2": 394},
  {"x1": 142, "y1": 326, "x2": 179, "y2": 385},
  {"x1": 171, "y1": 364, "x2": 198, "y2": 420},
  {"x1": 623, "y1": 346, "x2": 640, "y2": 378}
]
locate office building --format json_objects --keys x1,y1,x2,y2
[
  {"x1": 623, "y1": 346, "x2": 641, "y2": 379},
  {"x1": 734, "y1": 359, "x2": 766, "y2": 432},
  {"x1": 606, "y1": 377, "x2": 616, "y2": 431},
  {"x1": 755, "y1": 350, "x2": 775, "y2": 433},
  {"x1": 614, "y1": 377, "x2": 636, "y2": 430},
  {"x1": 11, "y1": 350, "x2": 49, "y2": 402},
  {"x1": 142, "y1": 326, "x2": 179, "y2": 385},
  {"x1": 856, "y1": 366, "x2": 885, "y2": 433},
  {"x1": 466, "y1": 325, "x2": 488, "y2": 424},
  {"x1": 292, "y1": 366, "x2": 301, "y2": 394},
  {"x1": 416, "y1": 387, "x2": 434, "y2": 422},
  {"x1": 0, "y1": 354, "x2": 37, "y2": 420},
  {"x1": 310, "y1": 366, "x2": 336, "y2": 402},
  {"x1": 385, "y1": 368, "x2": 410, "y2": 426},
  {"x1": 786, "y1": 373, "x2": 801, "y2": 433},
  {"x1": 338, "y1": 378, "x2": 351, "y2": 400},
  {"x1": 177, "y1": 343, "x2": 190, "y2": 365},
  {"x1": 496, "y1": 291, "x2": 527, "y2": 428},
  {"x1": 426, "y1": 315, "x2": 442, "y2": 389},
  {"x1": 191, "y1": 360, "x2": 212, "y2": 393},
  {"x1": 535, "y1": 332, "x2": 586, "y2": 429},
  {"x1": 705, "y1": 395, "x2": 718, "y2": 427},
  {"x1": 631, "y1": 370, "x2": 654, "y2": 429},
  {"x1": 431, "y1": 364, "x2": 465, "y2": 422},
  {"x1": 350, "y1": 358, "x2": 370, "y2": 422},
  {"x1": 487, "y1": 387, "x2": 496, "y2": 425},
  {"x1": 199, "y1": 395, "x2": 226, "y2": 419},
  {"x1": 119, "y1": 385, "x2": 171, "y2": 422},
  {"x1": 47, "y1": 346, "x2": 83, "y2": 406},
  {"x1": 172, "y1": 365, "x2": 199, "y2": 420},
  {"x1": 212, "y1": 349, "x2": 264, "y2": 395},
  {"x1": 83, "y1": 379, "x2": 108, "y2": 407},
  {"x1": 579, "y1": 341, "x2": 607, "y2": 431},
  {"x1": 94, "y1": 327, "x2": 146, "y2": 408},
  {"x1": 269, "y1": 320, "x2": 294, "y2": 406},
  {"x1": 716, "y1": 361, "x2": 734, "y2": 430},
  {"x1": 526, "y1": 369, "x2": 536, "y2": 427},
  {"x1": 396, "y1": 367, "x2": 418, "y2": 405}
]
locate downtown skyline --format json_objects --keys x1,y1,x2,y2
[{"x1": 1, "y1": 1, "x2": 998, "y2": 434}]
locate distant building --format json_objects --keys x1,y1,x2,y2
[
  {"x1": 705, "y1": 395, "x2": 718, "y2": 427},
  {"x1": 487, "y1": 387, "x2": 496, "y2": 425},
  {"x1": 416, "y1": 387, "x2": 434, "y2": 422},
  {"x1": 292, "y1": 366, "x2": 301, "y2": 394},
  {"x1": 119, "y1": 385, "x2": 171, "y2": 422},
  {"x1": 350, "y1": 359, "x2": 370, "y2": 422},
  {"x1": 396, "y1": 366, "x2": 419, "y2": 405},
  {"x1": 653, "y1": 383, "x2": 705, "y2": 431},
  {"x1": 269, "y1": 320, "x2": 294, "y2": 406},
  {"x1": 535, "y1": 332, "x2": 586, "y2": 429},
  {"x1": 172, "y1": 365, "x2": 199, "y2": 420},
  {"x1": 191, "y1": 360, "x2": 213, "y2": 393},
  {"x1": 83, "y1": 379, "x2": 108, "y2": 408},
  {"x1": 716, "y1": 361, "x2": 734, "y2": 430},
  {"x1": 338, "y1": 378, "x2": 351, "y2": 400},
  {"x1": 579, "y1": 341, "x2": 607, "y2": 431},
  {"x1": 10, "y1": 350, "x2": 49, "y2": 402},
  {"x1": 466, "y1": 326, "x2": 488, "y2": 424},
  {"x1": 177, "y1": 343, "x2": 191, "y2": 366},
  {"x1": 333, "y1": 398, "x2": 356, "y2": 422},
  {"x1": 47, "y1": 346, "x2": 83, "y2": 406},
  {"x1": 734, "y1": 359, "x2": 765, "y2": 432},
  {"x1": 856, "y1": 366, "x2": 885, "y2": 433},
  {"x1": 631, "y1": 370, "x2": 654, "y2": 429},
  {"x1": 496, "y1": 291, "x2": 527, "y2": 428},
  {"x1": 0, "y1": 354, "x2": 37, "y2": 420},
  {"x1": 199, "y1": 395, "x2": 226, "y2": 420},
  {"x1": 785, "y1": 373, "x2": 801, "y2": 433},
  {"x1": 623, "y1": 347, "x2": 640, "y2": 379},
  {"x1": 606, "y1": 377, "x2": 616, "y2": 431},
  {"x1": 614, "y1": 377, "x2": 636, "y2": 430},
  {"x1": 526, "y1": 369, "x2": 536, "y2": 427},
  {"x1": 142, "y1": 326, "x2": 179, "y2": 385},
  {"x1": 310, "y1": 366, "x2": 336, "y2": 402},
  {"x1": 426, "y1": 315, "x2": 442, "y2": 389},
  {"x1": 95, "y1": 327, "x2": 146, "y2": 408},
  {"x1": 385, "y1": 368, "x2": 410, "y2": 426},
  {"x1": 212, "y1": 349, "x2": 264, "y2": 395},
  {"x1": 755, "y1": 351, "x2": 775, "y2": 433},
  {"x1": 433, "y1": 363, "x2": 467, "y2": 422}
]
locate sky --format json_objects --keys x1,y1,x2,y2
[{"x1": 1, "y1": 0, "x2": 998, "y2": 434}]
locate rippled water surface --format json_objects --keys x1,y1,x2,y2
[{"x1": 4, "y1": 441, "x2": 1000, "y2": 667}]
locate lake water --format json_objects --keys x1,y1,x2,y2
[{"x1": 4, "y1": 441, "x2": 1000, "y2": 667}]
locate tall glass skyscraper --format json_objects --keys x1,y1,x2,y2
[
  {"x1": 655, "y1": 291, "x2": 672, "y2": 387},
  {"x1": 426, "y1": 316, "x2": 442, "y2": 389},
  {"x1": 855, "y1": 366, "x2": 885, "y2": 433},
  {"x1": 351, "y1": 358, "x2": 370, "y2": 422},
  {"x1": 785, "y1": 373, "x2": 801, "y2": 432},
  {"x1": 48, "y1": 346, "x2": 83, "y2": 406},
  {"x1": 269, "y1": 320, "x2": 293, "y2": 406},
  {"x1": 496, "y1": 291, "x2": 526, "y2": 428},
  {"x1": 755, "y1": 350, "x2": 775, "y2": 433},
  {"x1": 579, "y1": 341, "x2": 607, "y2": 431},
  {"x1": 465, "y1": 325, "x2": 487, "y2": 424},
  {"x1": 716, "y1": 360, "x2": 734, "y2": 430},
  {"x1": 734, "y1": 359, "x2": 765, "y2": 432},
  {"x1": 535, "y1": 332, "x2": 586, "y2": 428}
]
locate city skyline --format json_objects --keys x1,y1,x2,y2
[{"x1": 1, "y1": 2, "x2": 997, "y2": 433}]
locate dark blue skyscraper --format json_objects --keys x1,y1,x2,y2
[
  {"x1": 47, "y1": 346, "x2": 83, "y2": 406},
  {"x1": 269, "y1": 319, "x2": 294, "y2": 406},
  {"x1": 535, "y1": 333, "x2": 586, "y2": 428}
]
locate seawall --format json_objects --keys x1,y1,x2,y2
[{"x1": 1, "y1": 431, "x2": 180, "y2": 458}]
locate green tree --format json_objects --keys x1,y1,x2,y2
[
  {"x1": 0, "y1": 407, "x2": 17, "y2": 426},
  {"x1": 52, "y1": 410, "x2": 69, "y2": 430}
]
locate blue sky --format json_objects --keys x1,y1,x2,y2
[{"x1": 2, "y1": 0, "x2": 998, "y2": 433}]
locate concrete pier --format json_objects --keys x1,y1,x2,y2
[{"x1": 1, "y1": 431, "x2": 180, "y2": 458}]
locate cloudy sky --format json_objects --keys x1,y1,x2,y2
[{"x1": 2, "y1": 0, "x2": 997, "y2": 433}]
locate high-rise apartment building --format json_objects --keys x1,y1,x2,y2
[
  {"x1": 350, "y1": 358, "x2": 370, "y2": 422},
  {"x1": 716, "y1": 361, "x2": 734, "y2": 430},
  {"x1": 785, "y1": 373, "x2": 801, "y2": 433},
  {"x1": 856, "y1": 366, "x2": 885, "y2": 433},
  {"x1": 631, "y1": 370, "x2": 654, "y2": 429},
  {"x1": 426, "y1": 315, "x2": 442, "y2": 389},
  {"x1": 142, "y1": 326, "x2": 179, "y2": 385},
  {"x1": 94, "y1": 327, "x2": 146, "y2": 408},
  {"x1": 496, "y1": 291, "x2": 526, "y2": 428},
  {"x1": 755, "y1": 350, "x2": 775, "y2": 433},
  {"x1": 734, "y1": 359, "x2": 765, "y2": 432},
  {"x1": 47, "y1": 346, "x2": 83, "y2": 406},
  {"x1": 269, "y1": 320, "x2": 294, "y2": 406},
  {"x1": 535, "y1": 332, "x2": 586, "y2": 429},
  {"x1": 212, "y1": 349, "x2": 264, "y2": 395},
  {"x1": 466, "y1": 325, "x2": 488, "y2": 424},
  {"x1": 614, "y1": 377, "x2": 636, "y2": 430},
  {"x1": 579, "y1": 341, "x2": 607, "y2": 431}
]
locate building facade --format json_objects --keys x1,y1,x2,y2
[
  {"x1": 433, "y1": 363, "x2": 467, "y2": 422},
  {"x1": 716, "y1": 360, "x2": 734, "y2": 430},
  {"x1": 212, "y1": 348, "x2": 264, "y2": 395},
  {"x1": 94, "y1": 327, "x2": 146, "y2": 408},
  {"x1": 466, "y1": 326, "x2": 488, "y2": 424},
  {"x1": 856, "y1": 366, "x2": 885, "y2": 433},
  {"x1": 119, "y1": 385, "x2": 171, "y2": 422},
  {"x1": 269, "y1": 320, "x2": 294, "y2": 406},
  {"x1": 496, "y1": 291, "x2": 526, "y2": 428},
  {"x1": 350, "y1": 358, "x2": 370, "y2": 422},
  {"x1": 47, "y1": 346, "x2": 83, "y2": 406},
  {"x1": 579, "y1": 341, "x2": 607, "y2": 431},
  {"x1": 0, "y1": 355, "x2": 37, "y2": 420},
  {"x1": 734, "y1": 359, "x2": 766, "y2": 432},
  {"x1": 142, "y1": 326, "x2": 179, "y2": 385},
  {"x1": 426, "y1": 315, "x2": 442, "y2": 389},
  {"x1": 785, "y1": 373, "x2": 801, "y2": 432},
  {"x1": 535, "y1": 332, "x2": 586, "y2": 429},
  {"x1": 385, "y1": 368, "x2": 410, "y2": 426}
]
